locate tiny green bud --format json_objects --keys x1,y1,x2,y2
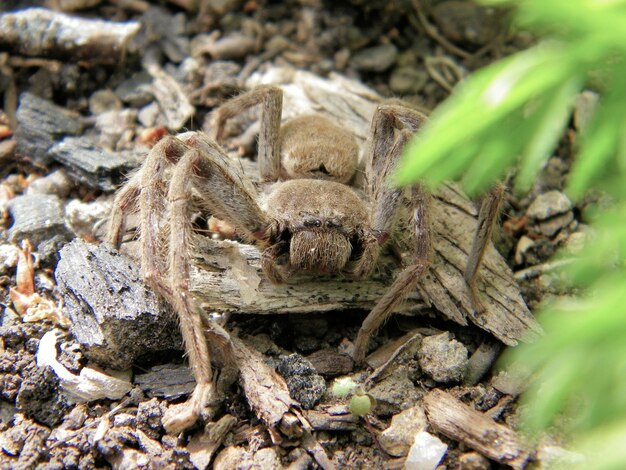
[
  {"x1": 332, "y1": 377, "x2": 358, "y2": 398},
  {"x1": 349, "y1": 392, "x2": 374, "y2": 417}
]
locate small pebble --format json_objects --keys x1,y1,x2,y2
[
  {"x1": 526, "y1": 190, "x2": 572, "y2": 220},
  {"x1": 379, "y1": 405, "x2": 428, "y2": 457},
  {"x1": 25, "y1": 169, "x2": 73, "y2": 198},
  {"x1": 65, "y1": 198, "x2": 112, "y2": 238},
  {"x1": 418, "y1": 332, "x2": 468, "y2": 383},
  {"x1": 459, "y1": 451, "x2": 491, "y2": 470},
  {"x1": 0, "y1": 244, "x2": 19, "y2": 275},
  {"x1": 368, "y1": 366, "x2": 420, "y2": 415},
  {"x1": 431, "y1": 1, "x2": 499, "y2": 46},
  {"x1": 350, "y1": 43, "x2": 398, "y2": 72},
  {"x1": 276, "y1": 354, "x2": 326, "y2": 409},
  {"x1": 89, "y1": 89, "x2": 122, "y2": 115},
  {"x1": 404, "y1": 431, "x2": 447, "y2": 470}
]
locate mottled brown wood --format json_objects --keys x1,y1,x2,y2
[{"x1": 423, "y1": 389, "x2": 530, "y2": 469}]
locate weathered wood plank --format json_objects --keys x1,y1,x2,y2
[{"x1": 423, "y1": 389, "x2": 530, "y2": 469}]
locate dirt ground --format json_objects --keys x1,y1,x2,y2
[{"x1": 0, "y1": 1, "x2": 582, "y2": 468}]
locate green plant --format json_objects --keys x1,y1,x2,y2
[
  {"x1": 332, "y1": 377, "x2": 376, "y2": 417},
  {"x1": 397, "y1": 0, "x2": 626, "y2": 466}
]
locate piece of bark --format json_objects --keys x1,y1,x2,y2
[
  {"x1": 55, "y1": 239, "x2": 182, "y2": 370},
  {"x1": 7, "y1": 194, "x2": 72, "y2": 246},
  {"x1": 304, "y1": 409, "x2": 359, "y2": 431},
  {"x1": 134, "y1": 363, "x2": 195, "y2": 399},
  {"x1": 0, "y1": 8, "x2": 140, "y2": 65},
  {"x1": 232, "y1": 337, "x2": 296, "y2": 428},
  {"x1": 50, "y1": 137, "x2": 138, "y2": 191},
  {"x1": 146, "y1": 64, "x2": 195, "y2": 131},
  {"x1": 188, "y1": 414, "x2": 238, "y2": 470},
  {"x1": 423, "y1": 389, "x2": 530, "y2": 469},
  {"x1": 306, "y1": 348, "x2": 354, "y2": 377},
  {"x1": 14, "y1": 92, "x2": 83, "y2": 164}
]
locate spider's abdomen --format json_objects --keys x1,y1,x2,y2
[{"x1": 279, "y1": 115, "x2": 359, "y2": 184}]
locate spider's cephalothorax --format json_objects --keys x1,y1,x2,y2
[
  {"x1": 107, "y1": 85, "x2": 503, "y2": 433},
  {"x1": 262, "y1": 179, "x2": 375, "y2": 280}
]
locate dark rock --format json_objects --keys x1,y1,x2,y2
[
  {"x1": 136, "y1": 398, "x2": 166, "y2": 441},
  {"x1": 16, "y1": 365, "x2": 70, "y2": 427},
  {"x1": 49, "y1": 137, "x2": 138, "y2": 191},
  {"x1": 55, "y1": 239, "x2": 182, "y2": 370},
  {"x1": 7, "y1": 194, "x2": 73, "y2": 247},
  {"x1": 14, "y1": 92, "x2": 83, "y2": 165},
  {"x1": 276, "y1": 354, "x2": 326, "y2": 409},
  {"x1": 135, "y1": 364, "x2": 196, "y2": 399}
]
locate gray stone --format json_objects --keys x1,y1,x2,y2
[
  {"x1": 65, "y1": 198, "x2": 112, "y2": 238},
  {"x1": 526, "y1": 190, "x2": 572, "y2": 220},
  {"x1": 25, "y1": 170, "x2": 73, "y2": 198},
  {"x1": 418, "y1": 332, "x2": 468, "y2": 383},
  {"x1": 350, "y1": 43, "x2": 398, "y2": 72},
  {"x1": 0, "y1": 245, "x2": 19, "y2": 276},
  {"x1": 458, "y1": 451, "x2": 491, "y2": 470},
  {"x1": 55, "y1": 239, "x2": 181, "y2": 370},
  {"x1": 379, "y1": 405, "x2": 428, "y2": 457},
  {"x1": 89, "y1": 89, "x2": 122, "y2": 115},
  {"x1": 368, "y1": 366, "x2": 420, "y2": 415},
  {"x1": 7, "y1": 194, "x2": 72, "y2": 246},
  {"x1": 389, "y1": 65, "x2": 428, "y2": 95},
  {"x1": 115, "y1": 71, "x2": 153, "y2": 107},
  {"x1": 14, "y1": 92, "x2": 83, "y2": 164},
  {"x1": 214, "y1": 446, "x2": 282, "y2": 470},
  {"x1": 536, "y1": 211, "x2": 575, "y2": 237}
]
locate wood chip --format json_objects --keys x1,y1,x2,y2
[
  {"x1": 423, "y1": 389, "x2": 530, "y2": 469},
  {"x1": 49, "y1": 137, "x2": 137, "y2": 191},
  {"x1": 0, "y1": 8, "x2": 140, "y2": 64}
]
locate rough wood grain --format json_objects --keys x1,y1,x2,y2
[
  {"x1": 0, "y1": 8, "x2": 140, "y2": 65},
  {"x1": 50, "y1": 136, "x2": 137, "y2": 191},
  {"x1": 15, "y1": 92, "x2": 83, "y2": 165},
  {"x1": 423, "y1": 389, "x2": 530, "y2": 469}
]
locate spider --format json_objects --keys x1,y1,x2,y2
[{"x1": 107, "y1": 85, "x2": 503, "y2": 433}]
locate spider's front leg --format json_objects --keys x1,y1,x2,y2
[
  {"x1": 352, "y1": 104, "x2": 430, "y2": 363},
  {"x1": 161, "y1": 133, "x2": 272, "y2": 433}
]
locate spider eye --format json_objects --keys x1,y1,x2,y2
[
  {"x1": 326, "y1": 220, "x2": 342, "y2": 229},
  {"x1": 303, "y1": 218, "x2": 322, "y2": 228}
]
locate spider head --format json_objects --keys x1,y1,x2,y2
[{"x1": 289, "y1": 217, "x2": 352, "y2": 273}]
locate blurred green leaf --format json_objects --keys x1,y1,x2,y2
[{"x1": 396, "y1": 0, "x2": 626, "y2": 464}]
